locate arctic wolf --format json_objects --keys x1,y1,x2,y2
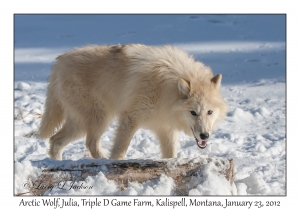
[{"x1": 39, "y1": 44, "x2": 228, "y2": 160}]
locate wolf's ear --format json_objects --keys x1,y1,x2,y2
[
  {"x1": 178, "y1": 78, "x2": 191, "y2": 98},
  {"x1": 211, "y1": 74, "x2": 222, "y2": 88}
]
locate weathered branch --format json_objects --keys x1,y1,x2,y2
[{"x1": 25, "y1": 157, "x2": 234, "y2": 195}]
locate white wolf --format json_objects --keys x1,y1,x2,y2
[{"x1": 39, "y1": 44, "x2": 228, "y2": 160}]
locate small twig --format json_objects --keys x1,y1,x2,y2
[
  {"x1": 18, "y1": 108, "x2": 25, "y2": 123},
  {"x1": 29, "y1": 111, "x2": 42, "y2": 119},
  {"x1": 15, "y1": 107, "x2": 43, "y2": 122},
  {"x1": 24, "y1": 130, "x2": 38, "y2": 138}
]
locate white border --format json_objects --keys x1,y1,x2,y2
[{"x1": 3, "y1": 0, "x2": 296, "y2": 209}]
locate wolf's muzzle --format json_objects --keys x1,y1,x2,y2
[{"x1": 200, "y1": 132, "x2": 209, "y2": 140}]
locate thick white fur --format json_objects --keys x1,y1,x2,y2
[{"x1": 39, "y1": 44, "x2": 228, "y2": 160}]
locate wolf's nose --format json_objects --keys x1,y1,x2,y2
[{"x1": 200, "y1": 133, "x2": 209, "y2": 140}]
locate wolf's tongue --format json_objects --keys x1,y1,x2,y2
[
  {"x1": 195, "y1": 138, "x2": 207, "y2": 148},
  {"x1": 199, "y1": 140, "x2": 206, "y2": 146}
]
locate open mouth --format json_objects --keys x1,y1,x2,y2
[
  {"x1": 191, "y1": 127, "x2": 208, "y2": 149},
  {"x1": 196, "y1": 138, "x2": 207, "y2": 149}
]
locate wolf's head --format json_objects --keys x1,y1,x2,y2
[{"x1": 176, "y1": 74, "x2": 228, "y2": 149}]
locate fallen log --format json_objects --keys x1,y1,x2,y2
[{"x1": 25, "y1": 157, "x2": 234, "y2": 196}]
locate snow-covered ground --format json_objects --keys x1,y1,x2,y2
[{"x1": 14, "y1": 14, "x2": 286, "y2": 195}]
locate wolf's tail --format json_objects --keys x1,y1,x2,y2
[{"x1": 39, "y1": 72, "x2": 64, "y2": 139}]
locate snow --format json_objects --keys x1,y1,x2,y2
[
  {"x1": 16, "y1": 82, "x2": 31, "y2": 91},
  {"x1": 14, "y1": 14, "x2": 286, "y2": 196}
]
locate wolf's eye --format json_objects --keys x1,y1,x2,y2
[
  {"x1": 190, "y1": 111, "x2": 197, "y2": 116},
  {"x1": 208, "y1": 110, "x2": 213, "y2": 115}
]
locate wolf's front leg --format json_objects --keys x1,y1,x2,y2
[
  {"x1": 110, "y1": 115, "x2": 138, "y2": 160},
  {"x1": 155, "y1": 128, "x2": 179, "y2": 158}
]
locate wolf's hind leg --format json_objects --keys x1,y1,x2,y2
[
  {"x1": 155, "y1": 128, "x2": 179, "y2": 158},
  {"x1": 110, "y1": 115, "x2": 138, "y2": 160},
  {"x1": 85, "y1": 114, "x2": 111, "y2": 159},
  {"x1": 86, "y1": 130, "x2": 107, "y2": 159},
  {"x1": 49, "y1": 119, "x2": 84, "y2": 160}
]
